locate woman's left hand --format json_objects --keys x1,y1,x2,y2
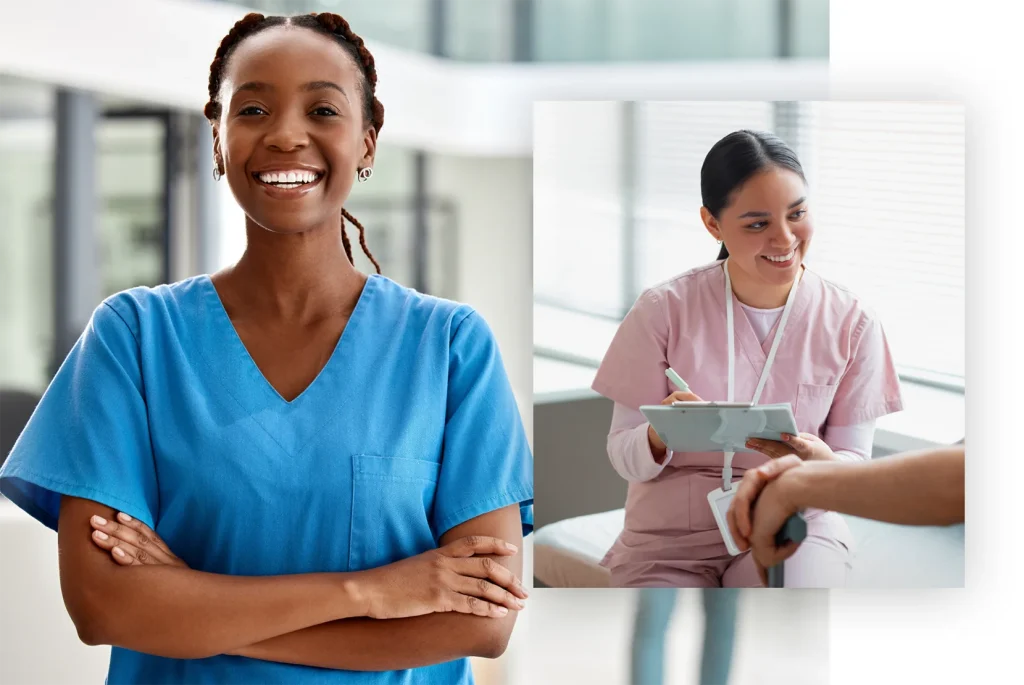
[
  {"x1": 89, "y1": 512, "x2": 189, "y2": 569},
  {"x1": 746, "y1": 433, "x2": 835, "y2": 462}
]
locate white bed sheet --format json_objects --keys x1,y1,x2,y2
[{"x1": 534, "y1": 510, "x2": 964, "y2": 588}]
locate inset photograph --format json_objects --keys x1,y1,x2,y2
[{"x1": 533, "y1": 100, "x2": 965, "y2": 589}]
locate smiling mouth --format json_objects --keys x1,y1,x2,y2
[
  {"x1": 252, "y1": 170, "x2": 324, "y2": 190},
  {"x1": 761, "y1": 245, "x2": 799, "y2": 263}
]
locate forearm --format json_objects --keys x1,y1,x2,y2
[
  {"x1": 780, "y1": 446, "x2": 965, "y2": 525},
  {"x1": 236, "y1": 610, "x2": 515, "y2": 671},
  {"x1": 73, "y1": 565, "x2": 366, "y2": 659},
  {"x1": 607, "y1": 404, "x2": 671, "y2": 482},
  {"x1": 236, "y1": 507, "x2": 525, "y2": 671},
  {"x1": 823, "y1": 421, "x2": 876, "y2": 463}
]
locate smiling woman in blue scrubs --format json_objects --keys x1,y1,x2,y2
[{"x1": 0, "y1": 12, "x2": 532, "y2": 685}]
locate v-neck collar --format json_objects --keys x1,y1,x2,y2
[
  {"x1": 713, "y1": 262, "x2": 813, "y2": 381},
  {"x1": 198, "y1": 272, "x2": 378, "y2": 408}
]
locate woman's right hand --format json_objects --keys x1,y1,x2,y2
[
  {"x1": 357, "y1": 536, "x2": 528, "y2": 620},
  {"x1": 647, "y1": 391, "x2": 703, "y2": 454}
]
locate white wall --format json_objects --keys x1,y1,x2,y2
[
  {"x1": 0, "y1": 505, "x2": 111, "y2": 682},
  {"x1": 429, "y1": 154, "x2": 534, "y2": 441}
]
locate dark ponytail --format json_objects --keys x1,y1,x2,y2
[{"x1": 701, "y1": 130, "x2": 805, "y2": 260}]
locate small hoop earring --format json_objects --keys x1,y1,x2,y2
[
  {"x1": 357, "y1": 167, "x2": 373, "y2": 182},
  {"x1": 213, "y1": 166, "x2": 222, "y2": 181}
]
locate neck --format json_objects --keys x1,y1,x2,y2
[
  {"x1": 725, "y1": 260, "x2": 799, "y2": 309},
  {"x1": 225, "y1": 220, "x2": 366, "y2": 321}
]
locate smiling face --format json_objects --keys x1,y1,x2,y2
[
  {"x1": 702, "y1": 165, "x2": 813, "y2": 289},
  {"x1": 212, "y1": 25, "x2": 376, "y2": 235}
]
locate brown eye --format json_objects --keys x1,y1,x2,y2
[
  {"x1": 311, "y1": 106, "x2": 339, "y2": 117},
  {"x1": 239, "y1": 105, "x2": 266, "y2": 116}
]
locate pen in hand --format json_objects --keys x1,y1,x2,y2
[{"x1": 665, "y1": 368, "x2": 691, "y2": 393}]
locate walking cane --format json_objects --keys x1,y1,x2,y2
[{"x1": 766, "y1": 513, "x2": 807, "y2": 588}]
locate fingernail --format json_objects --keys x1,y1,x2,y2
[
  {"x1": 516, "y1": 598, "x2": 526, "y2": 608},
  {"x1": 781, "y1": 434, "x2": 791, "y2": 441},
  {"x1": 504, "y1": 543, "x2": 518, "y2": 552},
  {"x1": 94, "y1": 531, "x2": 109, "y2": 541},
  {"x1": 118, "y1": 513, "x2": 133, "y2": 522},
  {"x1": 92, "y1": 516, "x2": 107, "y2": 526},
  {"x1": 113, "y1": 547, "x2": 126, "y2": 557},
  {"x1": 496, "y1": 607, "x2": 508, "y2": 615}
]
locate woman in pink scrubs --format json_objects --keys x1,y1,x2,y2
[{"x1": 592, "y1": 130, "x2": 904, "y2": 588}]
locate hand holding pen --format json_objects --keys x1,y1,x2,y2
[{"x1": 647, "y1": 368, "x2": 703, "y2": 456}]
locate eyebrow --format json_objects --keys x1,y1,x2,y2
[
  {"x1": 737, "y1": 197, "x2": 807, "y2": 219},
  {"x1": 233, "y1": 80, "x2": 349, "y2": 101}
]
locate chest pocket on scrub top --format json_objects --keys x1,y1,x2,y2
[
  {"x1": 794, "y1": 383, "x2": 839, "y2": 436},
  {"x1": 349, "y1": 455, "x2": 441, "y2": 572}
]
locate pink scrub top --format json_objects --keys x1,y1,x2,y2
[{"x1": 592, "y1": 261, "x2": 904, "y2": 572}]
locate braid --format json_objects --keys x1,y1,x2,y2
[
  {"x1": 203, "y1": 12, "x2": 384, "y2": 274},
  {"x1": 342, "y1": 209, "x2": 382, "y2": 274},
  {"x1": 340, "y1": 220, "x2": 354, "y2": 266},
  {"x1": 203, "y1": 13, "x2": 278, "y2": 122},
  {"x1": 305, "y1": 13, "x2": 385, "y2": 272},
  {"x1": 310, "y1": 13, "x2": 385, "y2": 134}
]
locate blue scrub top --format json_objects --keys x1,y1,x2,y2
[{"x1": 0, "y1": 274, "x2": 533, "y2": 685}]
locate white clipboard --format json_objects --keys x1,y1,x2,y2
[{"x1": 640, "y1": 402, "x2": 798, "y2": 453}]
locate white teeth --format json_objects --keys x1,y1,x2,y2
[
  {"x1": 764, "y1": 249, "x2": 796, "y2": 263},
  {"x1": 257, "y1": 170, "x2": 319, "y2": 185}
]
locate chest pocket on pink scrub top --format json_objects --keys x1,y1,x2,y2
[{"x1": 794, "y1": 383, "x2": 839, "y2": 437}]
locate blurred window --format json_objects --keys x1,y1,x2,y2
[
  {"x1": 97, "y1": 116, "x2": 166, "y2": 296},
  {"x1": 0, "y1": 75, "x2": 55, "y2": 396},
  {"x1": 214, "y1": 0, "x2": 829, "y2": 62}
]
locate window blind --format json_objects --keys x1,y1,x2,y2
[
  {"x1": 634, "y1": 101, "x2": 776, "y2": 290},
  {"x1": 794, "y1": 102, "x2": 965, "y2": 381}
]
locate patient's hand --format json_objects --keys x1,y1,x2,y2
[
  {"x1": 89, "y1": 512, "x2": 188, "y2": 568},
  {"x1": 727, "y1": 456, "x2": 805, "y2": 578},
  {"x1": 746, "y1": 432, "x2": 835, "y2": 462}
]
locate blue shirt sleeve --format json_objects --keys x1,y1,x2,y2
[
  {"x1": 0, "y1": 298, "x2": 159, "y2": 531},
  {"x1": 431, "y1": 310, "x2": 533, "y2": 538}
]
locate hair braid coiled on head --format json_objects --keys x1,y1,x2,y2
[{"x1": 203, "y1": 12, "x2": 384, "y2": 273}]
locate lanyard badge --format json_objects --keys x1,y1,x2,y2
[{"x1": 712, "y1": 259, "x2": 802, "y2": 556}]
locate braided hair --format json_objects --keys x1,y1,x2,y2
[{"x1": 204, "y1": 12, "x2": 384, "y2": 274}]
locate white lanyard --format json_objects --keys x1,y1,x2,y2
[{"x1": 722, "y1": 259, "x2": 802, "y2": 491}]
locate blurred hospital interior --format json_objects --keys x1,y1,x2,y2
[{"x1": 3, "y1": 1, "x2": 830, "y2": 684}]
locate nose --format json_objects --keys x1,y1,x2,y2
[
  {"x1": 262, "y1": 109, "x2": 309, "y2": 152},
  {"x1": 772, "y1": 219, "x2": 797, "y2": 247}
]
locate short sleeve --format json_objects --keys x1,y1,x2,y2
[
  {"x1": 827, "y1": 312, "x2": 905, "y2": 426},
  {"x1": 0, "y1": 299, "x2": 159, "y2": 531},
  {"x1": 431, "y1": 310, "x2": 533, "y2": 538},
  {"x1": 591, "y1": 289, "x2": 670, "y2": 410}
]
